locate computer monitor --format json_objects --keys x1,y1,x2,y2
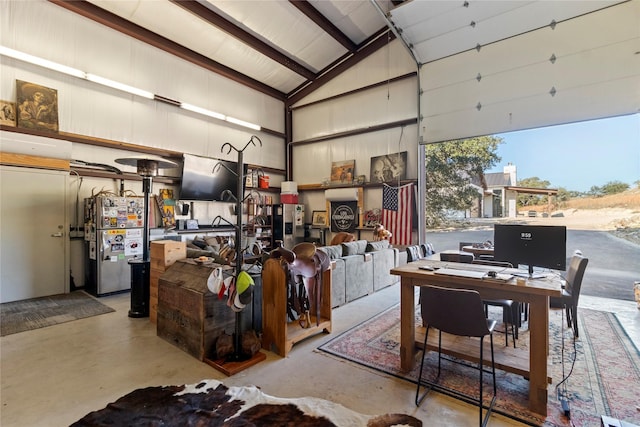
[{"x1": 493, "y1": 224, "x2": 567, "y2": 278}]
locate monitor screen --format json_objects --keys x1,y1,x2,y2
[
  {"x1": 179, "y1": 154, "x2": 244, "y2": 201},
  {"x1": 493, "y1": 224, "x2": 567, "y2": 274}
]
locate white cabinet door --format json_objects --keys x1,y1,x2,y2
[{"x1": 0, "y1": 166, "x2": 68, "y2": 302}]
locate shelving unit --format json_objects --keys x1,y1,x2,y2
[
  {"x1": 297, "y1": 179, "x2": 419, "y2": 242},
  {"x1": 297, "y1": 179, "x2": 417, "y2": 192},
  {"x1": 245, "y1": 197, "x2": 274, "y2": 252},
  {"x1": 261, "y1": 257, "x2": 332, "y2": 357}
]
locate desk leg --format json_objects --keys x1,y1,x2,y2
[
  {"x1": 528, "y1": 294, "x2": 549, "y2": 416},
  {"x1": 400, "y1": 278, "x2": 416, "y2": 372}
]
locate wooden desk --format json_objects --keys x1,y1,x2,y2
[{"x1": 390, "y1": 261, "x2": 562, "y2": 416}]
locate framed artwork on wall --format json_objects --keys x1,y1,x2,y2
[
  {"x1": 370, "y1": 151, "x2": 407, "y2": 183},
  {"x1": 16, "y1": 80, "x2": 59, "y2": 133},
  {"x1": 312, "y1": 211, "x2": 327, "y2": 226},
  {"x1": 0, "y1": 100, "x2": 16, "y2": 126},
  {"x1": 330, "y1": 160, "x2": 355, "y2": 184}
]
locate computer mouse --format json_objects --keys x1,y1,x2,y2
[{"x1": 487, "y1": 270, "x2": 497, "y2": 278}]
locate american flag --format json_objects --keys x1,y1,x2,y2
[{"x1": 382, "y1": 183, "x2": 413, "y2": 245}]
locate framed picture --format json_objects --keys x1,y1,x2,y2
[
  {"x1": 312, "y1": 210, "x2": 327, "y2": 226},
  {"x1": 370, "y1": 151, "x2": 407, "y2": 183},
  {"x1": 16, "y1": 80, "x2": 59, "y2": 133},
  {"x1": 0, "y1": 100, "x2": 16, "y2": 126},
  {"x1": 330, "y1": 160, "x2": 355, "y2": 184},
  {"x1": 186, "y1": 219, "x2": 199, "y2": 230}
]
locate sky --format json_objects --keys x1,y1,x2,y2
[{"x1": 487, "y1": 114, "x2": 640, "y2": 193}]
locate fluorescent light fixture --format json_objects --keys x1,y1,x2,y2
[
  {"x1": 2, "y1": 46, "x2": 263, "y2": 131},
  {"x1": 180, "y1": 103, "x2": 226, "y2": 121},
  {"x1": 226, "y1": 116, "x2": 261, "y2": 131},
  {"x1": 85, "y1": 73, "x2": 154, "y2": 99},
  {"x1": 0, "y1": 46, "x2": 85, "y2": 78}
]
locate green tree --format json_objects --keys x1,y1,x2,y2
[
  {"x1": 555, "y1": 187, "x2": 571, "y2": 205},
  {"x1": 600, "y1": 180, "x2": 629, "y2": 195},
  {"x1": 516, "y1": 176, "x2": 551, "y2": 207},
  {"x1": 425, "y1": 136, "x2": 502, "y2": 227},
  {"x1": 588, "y1": 185, "x2": 603, "y2": 197}
]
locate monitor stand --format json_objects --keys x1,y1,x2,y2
[{"x1": 513, "y1": 264, "x2": 546, "y2": 279}]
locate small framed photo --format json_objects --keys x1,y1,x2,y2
[
  {"x1": 0, "y1": 100, "x2": 16, "y2": 126},
  {"x1": 186, "y1": 219, "x2": 199, "y2": 230},
  {"x1": 312, "y1": 211, "x2": 327, "y2": 226}
]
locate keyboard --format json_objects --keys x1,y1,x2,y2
[
  {"x1": 434, "y1": 268, "x2": 486, "y2": 279},
  {"x1": 433, "y1": 268, "x2": 514, "y2": 281}
]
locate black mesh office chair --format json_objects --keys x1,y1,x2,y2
[
  {"x1": 552, "y1": 253, "x2": 589, "y2": 337},
  {"x1": 459, "y1": 241, "x2": 494, "y2": 261},
  {"x1": 406, "y1": 245, "x2": 424, "y2": 262},
  {"x1": 472, "y1": 259, "x2": 518, "y2": 347},
  {"x1": 439, "y1": 250, "x2": 474, "y2": 263},
  {"x1": 421, "y1": 243, "x2": 435, "y2": 258},
  {"x1": 416, "y1": 285, "x2": 497, "y2": 427}
]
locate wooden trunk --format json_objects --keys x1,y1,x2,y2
[{"x1": 157, "y1": 260, "x2": 260, "y2": 361}]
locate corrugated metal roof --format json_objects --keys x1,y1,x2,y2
[{"x1": 484, "y1": 172, "x2": 513, "y2": 188}]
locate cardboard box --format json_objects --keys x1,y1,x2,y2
[{"x1": 150, "y1": 240, "x2": 186, "y2": 270}]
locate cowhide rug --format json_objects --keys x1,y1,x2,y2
[{"x1": 71, "y1": 379, "x2": 422, "y2": 426}]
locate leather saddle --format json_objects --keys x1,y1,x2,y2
[{"x1": 271, "y1": 242, "x2": 330, "y2": 327}]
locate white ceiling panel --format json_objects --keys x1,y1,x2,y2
[
  {"x1": 89, "y1": 0, "x2": 306, "y2": 93},
  {"x1": 202, "y1": 1, "x2": 348, "y2": 72},
  {"x1": 311, "y1": 0, "x2": 392, "y2": 44}
]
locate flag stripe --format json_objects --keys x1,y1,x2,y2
[{"x1": 382, "y1": 183, "x2": 413, "y2": 245}]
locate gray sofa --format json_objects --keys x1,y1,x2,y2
[{"x1": 318, "y1": 240, "x2": 404, "y2": 308}]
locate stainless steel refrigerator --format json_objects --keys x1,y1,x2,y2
[
  {"x1": 84, "y1": 196, "x2": 145, "y2": 296},
  {"x1": 272, "y1": 203, "x2": 305, "y2": 249}
]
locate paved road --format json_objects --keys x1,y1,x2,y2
[{"x1": 424, "y1": 227, "x2": 640, "y2": 301}]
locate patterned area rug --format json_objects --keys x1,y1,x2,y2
[
  {"x1": 0, "y1": 291, "x2": 115, "y2": 336},
  {"x1": 318, "y1": 305, "x2": 640, "y2": 426}
]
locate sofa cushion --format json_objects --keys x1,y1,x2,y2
[
  {"x1": 330, "y1": 258, "x2": 346, "y2": 307},
  {"x1": 342, "y1": 240, "x2": 368, "y2": 256},
  {"x1": 318, "y1": 245, "x2": 343, "y2": 260},
  {"x1": 366, "y1": 240, "x2": 390, "y2": 252}
]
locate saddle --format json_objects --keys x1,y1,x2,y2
[{"x1": 271, "y1": 242, "x2": 330, "y2": 327}]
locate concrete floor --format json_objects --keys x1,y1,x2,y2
[{"x1": 1, "y1": 284, "x2": 638, "y2": 427}]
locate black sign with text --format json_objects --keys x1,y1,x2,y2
[{"x1": 330, "y1": 201, "x2": 357, "y2": 233}]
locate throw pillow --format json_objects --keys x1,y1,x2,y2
[
  {"x1": 342, "y1": 240, "x2": 367, "y2": 256},
  {"x1": 366, "y1": 240, "x2": 390, "y2": 252},
  {"x1": 318, "y1": 245, "x2": 342, "y2": 260}
]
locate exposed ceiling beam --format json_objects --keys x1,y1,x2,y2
[
  {"x1": 287, "y1": 28, "x2": 395, "y2": 105},
  {"x1": 172, "y1": 0, "x2": 316, "y2": 81},
  {"x1": 48, "y1": 0, "x2": 285, "y2": 100},
  {"x1": 288, "y1": 0, "x2": 357, "y2": 52}
]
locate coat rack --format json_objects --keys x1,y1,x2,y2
[{"x1": 206, "y1": 135, "x2": 266, "y2": 375}]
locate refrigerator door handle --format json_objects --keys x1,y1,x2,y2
[{"x1": 51, "y1": 225, "x2": 64, "y2": 237}]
